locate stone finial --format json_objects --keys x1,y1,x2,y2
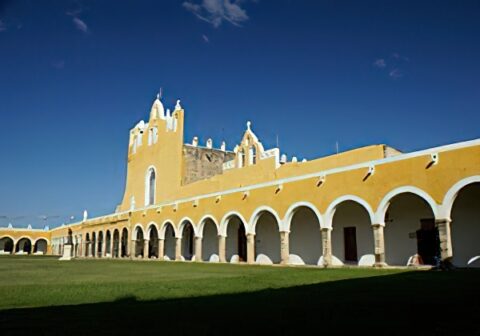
[
  {"x1": 234, "y1": 145, "x2": 239, "y2": 153},
  {"x1": 44, "y1": 225, "x2": 49, "y2": 231},
  {"x1": 221, "y1": 141, "x2": 226, "y2": 151},
  {"x1": 27, "y1": 224, "x2": 32, "y2": 229},
  {"x1": 206, "y1": 138, "x2": 213, "y2": 149},
  {"x1": 166, "y1": 109, "x2": 171, "y2": 118},
  {"x1": 246, "y1": 121, "x2": 251, "y2": 131},
  {"x1": 7, "y1": 223, "x2": 12, "y2": 228},
  {"x1": 280, "y1": 154, "x2": 287, "y2": 164},
  {"x1": 292, "y1": 156, "x2": 298, "y2": 163},
  {"x1": 302, "y1": 158, "x2": 307, "y2": 162},
  {"x1": 192, "y1": 136, "x2": 199, "y2": 147},
  {"x1": 175, "y1": 99, "x2": 182, "y2": 111},
  {"x1": 83, "y1": 210, "x2": 88, "y2": 222}
]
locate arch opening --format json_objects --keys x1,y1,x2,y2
[
  {"x1": 15, "y1": 237, "x2": 32, "y2": 254},
  {"x1": 384, "y1": 193, "x2": 438, "y2": 266},
  {"x1": 97, "y1": 231, "x2": 104, "y2": 258},
  {"x1": 121, "y1": 228, "x2": 128, "y2": 258},
  {"x1": 450, "y1": 183, "x2": 480, "y2": 267},
  {"x1": 134, "y1": 226, "x2": 144, "y2": 258},
  {"x1": 148, "y1": 225, "x2": 159, "y2": 259},
  {"x1": 113, "y1": 229, "x2": 120, "y2": 258},
  {"x1": 85, "y1": 233, "x2": 90, "y2": 257},
  {"x1": 201, "y1": 218, "x2": 218, "y2": 262},
  {"x1": 145, "y1": 167, "x2": 156, "y2": 206},
  {"x1": 254, "y1": 211, "x2": 281, "y2": 264},
  {"x1": 331, "y1": 201, "x2": 373, "y2": 265},
  {"x1": 163, "y1": 223, "x2": 176, "y2": 260},
  {"x1": 0, "y1": 237, "x2": 14, "y2": 254},
  {"x1": 289, "y1": 206, "x2": 322, "y2": 265},
  {"x1": 181, "y1": 221, "x2": 195, "y2": 261},
  {"x1": 91, "y1": 232, "x2": 97, "y2": 257},
  {"x1": 34, "y1": 239, "x2": 48, "y2": 255},
  {"x1": 225, "y1": 215, "x2": 247, "y2": 263}
]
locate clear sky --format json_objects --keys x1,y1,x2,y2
[{"x1": 1, "y1": 0, "x2": 479, "y2": 229}]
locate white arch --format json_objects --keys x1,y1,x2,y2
[
  {"x1": 440, "y1": 176, "x2": 480, "y2": 220},
  {"x1": 146, "y1": 222, "x2": 159, "y2": 238},
  {"x1": 249, "y1": 206, "x2": 282, "y2": 234},
  {"x1": 374, "y1": 186, "x2": 440, "y2": 225},
  {"x1": 15, "y1": 236, "x2": 33, "y2": 244},
  {"x1": 219, "y1": 211, "x2": 248, "y2": 237},
  {"x1": 325, "y1": 195, "x2": 375, "y2": 228},
  {"x1": 131, "y1": 223, "x2": 145, "y2": 240},
  {"x1": 178, "y1": 217, "x2": 196, "y2": 238},
  {"x1": 144, "y1": 165, "x2": 157, "y2": 207},
  {"x1": 33, "y1": 237, "x2": 50, "y2": 245},
  {"x1": 159, "y1": 220, "x2": 177, "y2": 240},
  {"x1": 197, "y1": 215, "x2": 220, "y2": 238},
  {"x1": 283, "y1": 201, "x2": 324, "y2": 231},
  {"x1": 0, "y1": 235, "x2": 16, "y2": 244}
]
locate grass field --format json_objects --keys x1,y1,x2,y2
[{"x1": 0, "y1": 256, "x2": 479, "y2": 335}]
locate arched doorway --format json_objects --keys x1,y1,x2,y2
[
  {"x1": 0, "y1": 237, "x2": 14, "y2": 254},
  {"x1": 133, "y1": 226, "x2": 145, "y2": 258},
  {"x1": 113, "y1": 229, "x2": 120, "y2": 258},
  {"x1": 91, "y1": 232, "x2": 96, "y2": 257},
  {"x1": 181, "y1": 220, "x2": 195, "y2": 261},
  {"x1": 105, "y1": 231, "x2": 111, "y2": 257},
  {"x1": 121, "y1": 228, "x2": 128, "y2": 257},
  {"x1": 225, "y1": 215, "x2": 247, "y2": 263},
  {"x1": 33, "y1": 239, "x2": 48, "y2": 255},
  {"x1": 254, "y1": 211, "x2": 281, "y2": 264},
  {"x1": 450, "y1": 183, "x2": 480, "y2": 267},
  {"x1": 148, "y1": 224, "x2": 159, "y2": 259},
  {"x1": 15, "y1": 237, "x2": 32, "y2": 254},
  {"x1": 288, "y1": 206, "x2": 322, "y2": 265},
  {"x1": 384, "y1": 193, "x2": 438, "y2": 266},
  {"x1": 163, "y1": 222, "x2": 176, "y2": 260},
  {"x1": 331, "y1": 201, "x2": 374, "y2": 265},
  {"x1": 85, "y1": 233, "x2": 90, "y2": 257},
  {"x1": 200, "y1": 218, "x2": 219, "y2": 262},
  {"x1": 97, "y1": 231, "x2": 104, "y2": 258}
]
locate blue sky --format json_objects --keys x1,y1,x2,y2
[{"x1": 1, "y1": 0, "x2": 479, "y2": 228}]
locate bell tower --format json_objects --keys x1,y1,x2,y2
[{"x1": 118, "y1": 94, "x2": 185, "y2": 212}]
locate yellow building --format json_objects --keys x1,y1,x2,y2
[{"x1": 1, "y1": 94, "x2": 479, "y2": 267}]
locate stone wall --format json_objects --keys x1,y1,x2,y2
[{"x1": 182, "y1": 145, "x2": 235, "y2": 185}]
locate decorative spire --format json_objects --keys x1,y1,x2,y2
[
  {"x1": 247, "y1": 121, "x2": 251, "y2": 131},
  {"x1": 175, "y1": 99, "x2": 182, "y2": 111},
  {"x1": 150, "y1": 93, "x2": 165, "y2": 120}
]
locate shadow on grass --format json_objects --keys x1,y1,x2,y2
[{"x1": 1, "y1": 269, "x2": 479, "y2": 335}]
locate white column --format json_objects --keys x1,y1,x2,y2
[
  {"x1": 218, "y1": 235, "x2": 226, "y2": 263},
  {"x1": 321, "y1": 228, "x2": 332, "y2": 267},
  {"x1": 247, "y1": 233, "x2": 255, "y2": 264},
  {"x1": 280, "y1": 231, "x2": 290, "y2": 265},
  {"x1": 373, "y1": 224, "x2": 386, "y2": 266},
  {"x1": 194, "y1": 236, "x2": 203, "y2": 262}
]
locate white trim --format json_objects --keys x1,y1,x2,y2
[
  {"x1": 219, "y1": 211, "x2": 248, "y2": 237},
  {"x1": 144, "y1": 165, "x2": 157, "y2": 207},
  {"x1": 146, "y1": 222, "x2": 159, "y2": 238},
  {"x1": 132, "y1": 223, "x2": 145, "y2": 240},
  {"x1": 248, "y1": 206, "x2": 282, "y2": 234},
  {"x1": 283, "y1": 201, "x2": 323, "y2": 231},
  {"x1": 39, "y1": 137, "x2": 480, "y2": 231},
  {"x1": 0, "y1": 235, "x2": 16, "y2": 244},
  {"x1": 159, "y1": 220, "x2": 176, "y2": 240},
  {"x1": 440, "y1": 175, "x2": 480, "y2": 219},
  {"x1": 374, "y1": 186, "x2": 440, "y2": 225},
  {"x1": 324, "y1": 195, "x2": 375, "y2": 229},
  {"x1": 197, "y1": 215, "x2": 219, "y2": 238},
  {"x1": 178, "y1": 217, "x2": 196, "y2": 238}
]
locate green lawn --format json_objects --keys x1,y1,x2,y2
[{"x1": 0, "y1": 256, "x2": 479, "y2": 335}]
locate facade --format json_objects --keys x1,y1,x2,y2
[{"x1": 1, "y1": 94, "x2": 479, "y2": 267}]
